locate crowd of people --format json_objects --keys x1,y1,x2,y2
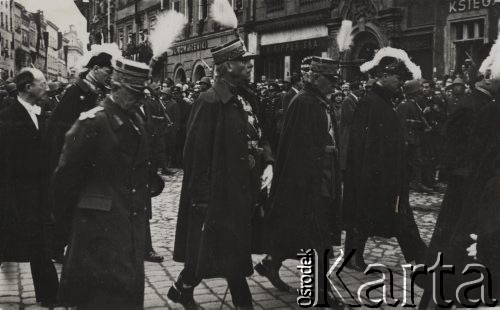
[{"x1": 0, "y1": 35, "x2": 498, "y2": 309}]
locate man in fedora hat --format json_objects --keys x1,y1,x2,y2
[
  {"x1": 52, "y1": 59, "x2": 152, "y2": 309},
  {"x1": 343, "y1": 48, "x2": 428, "y2": 270},
  {"x1": 169, "y1": 37, "x2": 273, "y2": 309},
  {"x1": 255, "y1": 56, "x2": 343, "y2": 307}
]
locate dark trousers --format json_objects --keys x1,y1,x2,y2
[
  {"x1": 30, "y1": 254, "x2": 59, "y2": 303},
  {"x1": 179, "y1": 267, "x2": 252, "y2": 307},
  {"x1": 145, "y1": 219, "x2": 153, "y2": 253},
  {"x1": 345, "y1": 216, "x2": 427, "y2": 264}
]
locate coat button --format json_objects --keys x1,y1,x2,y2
[
  {"x1": 132, "y1": 212, "x2": 137, "y2": 216},
  {"x1": 131, "y1": 188, "x2": 136, "y2": 193},
  {"x1": 146, "y1": 184, "x2": 149, "y2": 189},
  {"x1": 148, "y1": 161, "x2": 152, "y2": 166}
]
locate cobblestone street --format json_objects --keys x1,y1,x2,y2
[{"x1": 0, "y1": 170, "x2": 444, "y2": 309}]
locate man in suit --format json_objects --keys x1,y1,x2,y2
[
  {"x1": 0, "y1": 68, "x2": 59, "y2": 306},
  {"x1": 52, "y1": 59, "x2": 152, "y2": 309}
]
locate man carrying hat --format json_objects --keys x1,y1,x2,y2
[
  {"x1": 52, "y1": 59, "x2": 152, "y2": 309},
  {"x1": 169, "y1": 37, "x2": 273, "y2": 309},
  {"x1": 255, "y1": 56, "x2": 344, "y2": 307},
  {"x1": 343, "y1": 47, "x2": 427, "y2": 270}
]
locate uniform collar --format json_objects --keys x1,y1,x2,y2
[
  {"x1": 213, "y1": 79, "x2": 237, "y2": 104},
  {"x1": 372, "y1": 82, "x2": 396, "y2": 102},
  {"x1": 475, "y1": 86, "x2": 492, "y2": 100}
]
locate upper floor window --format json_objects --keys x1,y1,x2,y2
[
  {"x1": 200, "y1": 0, "x2": 208, "y2": 19},
  {"x1": 299, "y1": 0, "x2": 321, "y2": 5},
  {"x1": 173, "y1": 0, "x2": 180, "y2": 12},
  {"x1": 266, "y1": 0, "x2": 284, "y2": 13}
]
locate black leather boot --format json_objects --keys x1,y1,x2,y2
[
  {"x1": 167, "y1": 281, "x2": 199, "y2": 310},
  {"x1": 254, "y1": 258, "x2": 292, "y2": 292}
]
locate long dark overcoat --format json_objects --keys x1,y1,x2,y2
[
  {"x1": 418, "y1": 89, "x2": 496, "y2": 301},
  {"x1": 470, "y1": 102, "x2": 500, "y2": 299},
  {"x1": 339, "y1": 92, "x2": 360, "y2": 171},
  {"x1": 46, "y1": 78, "x2": 100, "y2": 174},
  {"x1": 52, "y1": 97, "x2": 149, "y2": 308},
  {"x1": 343, "y1": 83, "x2": 412, "y2": 238},
  {"x1": 0, "y1": 100, "x2": 49, "y2": 261},
  {"x1": 265, "y1": 85, "x2": 342, "y2": 259},
  {"x1": 173, "y1": 80, "x2": 256, "y2": 279}
]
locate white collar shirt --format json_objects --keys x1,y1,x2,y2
[{"x1": 17, "y1": 96, "x2": 40, "y2": 130}]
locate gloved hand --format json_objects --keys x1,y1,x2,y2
[{"x1": 261, "y1": 164, "x2": 273, "y2": 194}]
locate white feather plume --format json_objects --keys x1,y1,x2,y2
[
  {"x1": 360, "y1": 46, "x2": 422, "y2": 80},
  {"x1": 150, "y1": 10, "x2": 187, "y2": 58},
  {"x1": 76, "y1": 43, "x2": 123, "y2": 70},
  {"x1": 337, "y1": 20, "x2": 353, "y2": 53},
  {"x1": 481, "y1": 33, "x2": 500, "y2": 77},
  {"x1": 210, "y1": 0, "x2": 238, "y2": 29}
]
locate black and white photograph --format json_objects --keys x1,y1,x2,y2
[{"x1": 0, "y1": 0, "x2": 499, "y2": 309}]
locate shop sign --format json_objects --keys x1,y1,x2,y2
[
  {"x1": 171, "y1": 40, "x2": 208, "y2": 55},
  {"x1": 449, "y1": 0, "x2": 495, "y2": 13},
  {"x1": 261, "y1": 37, "x2": 329, "y2": 55}
]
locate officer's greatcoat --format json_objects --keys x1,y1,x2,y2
[
  {"x1": 173, "y1": 80, "x2": 273, "y2": 279},
  {"x1": 52, "y1": 96, "x2": 149, "y2": 308}
]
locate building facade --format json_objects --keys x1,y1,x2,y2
[
  {"x1": 0, "y1": 0, "x2": 15, "y2": 77},
  {"x1": 13, "y1": 1, "x2": 31, "y2": 72},
  {"x1": 246, "y1": 0, "x2": 332, "y2": 81},
  {"x1": 64, "y1": 24, "x2": 84, "y2": 82},
  {"x1": 79, "y1": 0, "x2": 500, "y2": 82},
  {"x1": 46, "y1": 20, "x2": 60, "y2": 81}
]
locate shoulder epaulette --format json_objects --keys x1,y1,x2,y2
[{"x1": 79, "y1": 106, "x2": 104, "y2": 120}]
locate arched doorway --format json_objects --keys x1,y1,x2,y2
[
  {"x1": 192, "y1": 63, "x2": 206, "y2": 82},
  {"x1": 174, "y1": 66, "x2": 186, "y2": 84},
  {"x1": 344, "y1": 30, "x2": 381, "y2": 81}
]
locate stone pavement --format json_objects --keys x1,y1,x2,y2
[{"x1": 0, "y1": 170, "x2": 443, "y2": 309}]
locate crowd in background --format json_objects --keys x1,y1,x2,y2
[{"x1": 0, "y1": 65, "x2": 475, "y2": 194}]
